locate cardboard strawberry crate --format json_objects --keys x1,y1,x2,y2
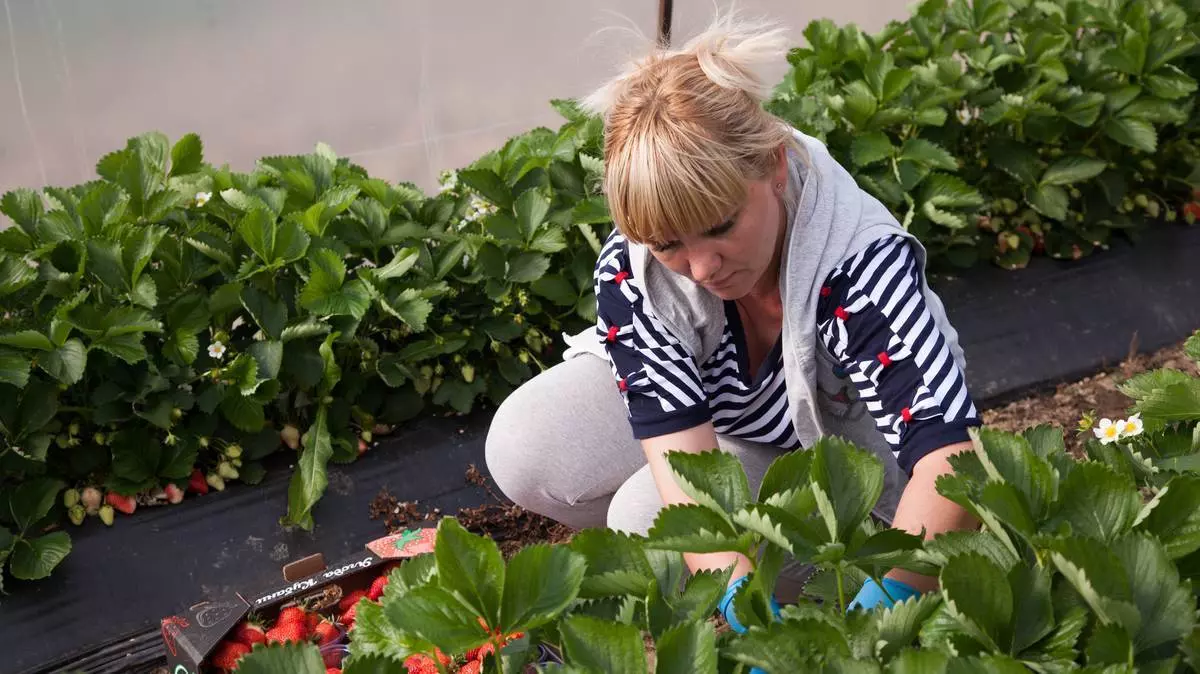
[{"x1": 159, "y1": 527, "x2": 558, "y2": 673}]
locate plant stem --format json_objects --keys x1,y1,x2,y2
[
  {"x1": 492, "y1": 637, "x2": 504, "y2": 674},
  {"x1": 835, "y1": 566, "x2": 846, "y2": 613}
]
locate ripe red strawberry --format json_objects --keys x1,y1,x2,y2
[
  {"x1": 210, "y1": 640, "x2": 250, "y2": 671},
  {"x1": 307, "y1": 612, "x2": 322, "y2": 633},
  {"x1": 368, "y1": 574, "x2": 389, "y2": 601},
  {"x1": 233, "y1": 620, "x2": 267, "y2": 646},
  {"x1": 265, "y1": 620, "x2": 308, "y2": 643},
  {"x1": 459, "y1": 661, "x2": 482, "y2": 674},
  {"x1": 105, "y1": 492, "x2": 137, "y2": 515},
  {"x1": 465, "y1": 642, "x2": 494, "y2": 661},
  {"x1": 276, "y1": 606, "x2": 308, "y2": 626},
  {"x1": 313, "y1": 618, "x2": 340, "y2": 646},
  {"x1": 338, "y1": 589, "x2": 368, "y2": 613},
  {"x1": 188, "y1": 468, "x2": 209, "y2": 495},
  {"x1": 322, "y1": 648, "x2": 346, "y2": 668},
  {"x1": 403, "y1": 654, "x2": 439, "y2": 674},
  {"x1": 339, "y1": 603, "x2": 358, "y2": 628},
  {"x1": 326, "y1": 669, "x2": 341, "y2": 674}
]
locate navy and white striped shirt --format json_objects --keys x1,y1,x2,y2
[{"x1": 594, "y1": 231, "x2": 980, "y2": 476}]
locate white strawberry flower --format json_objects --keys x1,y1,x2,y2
[
  {"x1": 956, "y1": 105, "x2": 972, "y2": 126},
  {"x1": 208, "y1": 340, "x2": 227, "y2": 360},
  {"x1": 1121, "y1": 413, "x2": 1144, "y2": 439},
  {"x1": 1093, "y1": 418, "x2": 1121, "y2": 445},
  {"x1": 195, "y1": 191, "x2": 212, "y2": 207}
]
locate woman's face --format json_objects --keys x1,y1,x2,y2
[{"x1": 646, "y1": 149, "x2": 789, "y2": 301}]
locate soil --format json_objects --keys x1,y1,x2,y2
[{"x1": 370, "y1": 337, "x2": 1198, "y2": 552}]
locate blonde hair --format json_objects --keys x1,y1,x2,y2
[{"x1": 584, "y1": 11, "x2": 796, "y2": 245}]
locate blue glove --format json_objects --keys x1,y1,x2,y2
[
  {"x1": 847, "y1": 577, "x2": 921, "y2": 611},
  {"x1": 719, "y1": 576, "x2": 779, "y2": 674},
  {"x1": 718, "y1": 575, "x2": 781, "y2": 633}
]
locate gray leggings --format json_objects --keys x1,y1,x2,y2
[{"x1": 485, "y1": 353, "x2": 813, "y2": 598}]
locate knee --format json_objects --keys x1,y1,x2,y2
[
  {"x1": 606, "y1": 468, "x2": 662, "y2": 536},
  {"x1": 484, "y1": 387, "x2": 545, "y2": 509}
]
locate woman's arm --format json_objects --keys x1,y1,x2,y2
[
  {"x1": 641, "y1": 423, "x2": 755, "y2": 580},
  {"x1": 883, "y1": 441, "x2": 979, "y2": 592}
]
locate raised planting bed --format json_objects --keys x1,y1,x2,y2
[{"x1": 2, "y1": 221, "x2": 1199, "y2": 674}]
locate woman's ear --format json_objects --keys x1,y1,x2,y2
[{"x1": 774, "y1": 144, "x2": 788, "y2": 184}]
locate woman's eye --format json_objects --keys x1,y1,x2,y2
[
  {"x1": 706, "y1": 219, "x2": 735, "y2": 237},
  {"x1": 652, "y1": 240, "x2": 680, "y2": 253}
]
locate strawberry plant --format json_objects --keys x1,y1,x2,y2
[{"x1": 767, "y1": 0, "x2": 1200, "y2": 269}]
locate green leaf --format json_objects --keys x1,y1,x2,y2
[
  {"x1": 530, "y1": 275, "x2": 577, "y2": 307},
  {"x1": 379, "y1": 289, "x2": 433, "y2": 331},
  {"x1": 130, "y1": 275, "x2": 157, "y2": 308},
  {"x1": 352, "y1": 594, "x2": 434, "y2": 662},
  {"x1": 1135, "y1": 381, "x2": 1200, "y2": 421},
  {"x1": 1029, "y1": 184, "x2": 1069, "y2": 220},
  {"x1": 283, "y1": 406, "x2": 332, "y2": 530},
  {"x1": 1119, "y1": 368, "x2": 1193, "y2": 401},
  {"x1": 841, "y1": 81, "x2": 879, "y2": 128},
  {"x1": 1042, "y1": 157, "x2": 1107, "y2": 186},
  {"x1": 39, "y1": 339, "x2": 87, "y2": 385},
  {"x1": 560, "y1": 615, "x2": 647, "y2": 674},
  {"x1": 875, "y1": 593, "x2": 943, "y2": 661},
  {"x1": 665, "y1": 449, "x2": 750, "y2": 516},
  {"x1": 433, "y1": 239, "x2": 468, "y2": 279},
  {"x1": 435, "y1": 518, "x2": 505, "y2": 626},
  {"x1": 170, "y1": 133, "x2": 204, "y2": 176},
  {"x1": 568, "y1": 529, "x2": 655, "y2": 599},
  {"x1": 1007, "y1": 563, "x2": 1055, "y2": 654},
  {"x1": 385, "y1": 584, "x2": 489, "y2": 659},
  {"x1": 300, "y1": 249, "x2": 370, "y2": 319},
  {"x1": 220, "y1": 392, "x2": 266, "y2": 432},
  {"x1": 507, "y1": 253, "x2": 550, "y2": 283},
  {"x1": 0, "y1": 350, "x2": 30, "y2": 389},
  {"x1": 1051, "y1": 536, "x2": 1138, "y2": 630},
  {"x1": 281, "y1": 320, "x2": 331, "y2": 342},
  {"x1": 923, "y1": 173, "x2": 984, "y2": 208},
  {"x1": 757, "y1": 450, "x2": 813, "y2": 504},
  {"x1": 374, "y1": 247, "x2": 420, "y2": 281},
  {"x1": 459, "y1": 169, "x2": 513, "y2": 210},
  {"x1": 234, "y1": 642, "x2": 326, "y2": 674},
  {"x1": 1185, "y1": 332, "x2": 1200, "y2": 365},
  {"x1": 1112, "y1": 533, "x2": 1194, "y2": 651},
  {"x1": 1, "y1": 189, "x2": 43, "y2": 235},
  {"x1": 723, "y1": 618, "x2": 851, "y2": 670},
  {"x1": 0, "y1": 331, "x2": 53, "y2": 351},
  {"x1": 1055, "y1": 462, "x2": 1140, "y2": 542},
  {"x1": 900, "y1": 139, "x2": 957, "y2": 170},
  {"x1": 1104, "y1": 118, "x2": 1157, "y2": 153},
  {"x1": 922, "y1": 531, "x2": 1019, "y2": 571},
  {"x1": 1144, "y1": 67, "x2": 1198, "y2": 100},
  {"x1": 810, "y1": 436, "x2": 883, "y2": 542},
  {"x1": 515, "y1": 190, "x2": 551, "y2": 240},
  {"x1": 571, "y1": 197, "x2": 611, "y2": 225},
  {"x1": 851, "y1": 132, "x2": 895, "y2": 167},
  {"x1": 1101, "y1": 35, "x2": 1147, "y2": 75},
  {"x1": 7, "y1": 477, "x2": 65, "y2": 532},
  {"x1": 647, "y1": 504, "x2": 745, "y2": 553},
  {"x1": 1147, "y1": 32, "x2": 1199, "y2": 72},
  {"x1": 341, "y1": 654, "x2": 408, "y2": 674},
  {"x1": 940, "y1": 552, "x2": 1011, "y2": 649},
  {"x1": 8, "y1": 532, "x2": 71, "y2": 580},
  {"x1": 655, "y1": 620, "x2": 717, "y2": 674},
  {"x1": 110, "y1": 429, "x2": 162, "y2": 484},
  {"x1": 1136, "y1": 475, "x2": 1200, "y2": 558},
  {"x1": 500, "y1": 543, "x2": 586, "y2": 631},
  {"x1": 241, "y1": 286, "x2": 288, "y2": 340},
  {"x1": 1060, "y1": 92, "x2": 1106, "y2": 127}
]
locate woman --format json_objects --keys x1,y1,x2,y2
[{"x1": 485, "y1": 14, "x2": 980, "y2": 623}]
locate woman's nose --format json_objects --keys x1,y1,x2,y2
[{"x1": 688, "y1": 249, "x2": 722, "y2": 283}]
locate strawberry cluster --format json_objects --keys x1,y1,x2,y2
[
  {"x1": 401, "y1": 619, "x2": 525, "y2": 674},
  {"x1": 208, "y1": 569, "x2": 391, "y2": 672}
]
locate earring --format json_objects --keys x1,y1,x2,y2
[{"x1": 775, "y1": 182, "x2": 784, "y2": 193}]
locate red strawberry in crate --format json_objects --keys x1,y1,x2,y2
[
  {"x1": 368, "y1": 574, "x2": 389, "y2": 601},
  {"x1": 276, "y1": 606, "x2": 308, "y2": 627},
  {"x1": 233, "y1": 620, "x2": 267, "y2": 646},
  {"x1": 105, "y1": 492, "x2": 137, "y2": 515},
  {"x1": 465, "y1": 642, "x2": 494, "y2": 661},
  {"x1": 187, "y1": 468, "x2": 209, "y2": 495},
  {"x1": 338, "y1": 589, "x2": 368, "y2": 613},
  {"x1": 326, "y1": 669, "x2": 341, "y2": 674},
  {"x1": 339, "y1": 603, "x2": 359, "y2": 628},
  {"x1": 265, "y1": 620, "x2": 308, "y2": 643},
  {"x1": 460, "y1": 661, "x2": 482, "y2": 674},
  {"x1": 210, "y1": 640, "x2": 251, "y2": 671},
  {"x1": 313, "y1": 618, "x2": 341, "y2": 646},
  {"x1": 307, "y1": 612, "x2": 322, "y2": 633},
  {"x1": 403, "y1": 654, "x2": 439, "y2": 674}
]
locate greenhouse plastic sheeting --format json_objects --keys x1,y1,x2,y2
[{"x1": 2, "y1": 225, "x2": 1200, "y2": 674}]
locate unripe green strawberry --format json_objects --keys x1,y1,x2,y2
[
  {"x1": 99, "y1": 504, "x2": 115, "y2": 526},
  {"x1": 361, "y1": 430, "x2": 373, "y2": 443},
  {"x1": 94, "y1": 432, "x2": 107, "y2": 446},
  {"x1": 225, "y1": 444, "x2": 243, "y2": 459},
  {"x1": 461, "y1": 365, "x2": 476, "y2": 383},
  {"x1": 207, "y1": 473, "x2": 226, "y2": 492},
  {"x1": 218, "y1": 461, "x2": 239, "y2": 480},
  {"x1": 68, "y1": 505, "x2": 85, "y2": 526},
  {"x1": 63, "y1": 488, "x2": 81, "y2": 509}
]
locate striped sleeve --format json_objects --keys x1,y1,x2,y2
[
  {"x1": 816, "y1": 236, "x2": 980, "y2": 476},
  {"x1": 594, "y1": 232, "x2": 712, "y2": 439}
]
